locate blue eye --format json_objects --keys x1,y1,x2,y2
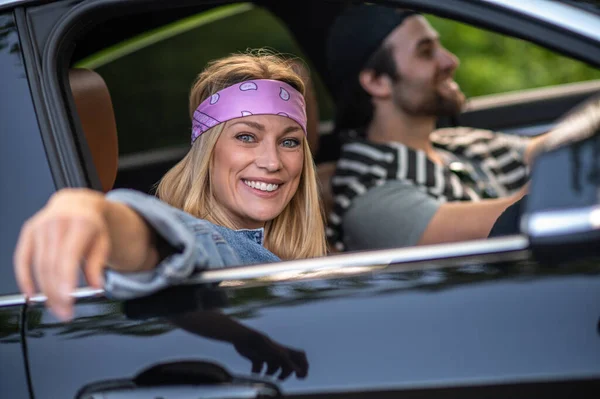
[
  {"x1": 236, "y1": 134, "x2": 255, "y2": 143},
  {"x1": 282, "y1": 138, "x2": 300, "y2": 148}
]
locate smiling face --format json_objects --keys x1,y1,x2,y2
[
  {"x1": 384, "y1": 15, "x2": 465, "y2": 116},
  {"x1": 210, "y1": 114, "x2": 305, "y2": 229}
]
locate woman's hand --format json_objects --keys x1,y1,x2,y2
[
  {"x1": 13, "y1": 188, "x2": 111, "y2": 321},
  {"x1": 234, "y1": 331, "x2": 309, "y2": 380}
]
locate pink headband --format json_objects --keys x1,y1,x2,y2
[{"x1": 191, "y1": 79, "x2": 307, "y2": 144}]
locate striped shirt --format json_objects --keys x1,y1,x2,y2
[{"x1": 327, "y1": 127, "x2": 530, "y2": 251}]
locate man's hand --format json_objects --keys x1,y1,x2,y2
[{"x1": 526, "y1": 94, "x2": 600, "y2": 164}]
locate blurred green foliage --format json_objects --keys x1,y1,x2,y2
[
  {"x1": 82, "y1": 4, "x2": 600, "y2": 155},
  {"x1": 89, "y1": 5, "x2": 323, "y2": 155},
  {"x1": 428, "y1": 15, "x2": 600, "y2": 98}
]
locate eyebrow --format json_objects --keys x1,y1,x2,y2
[
  {"x1": 281, "y1": 125, "x2": 302, "y2": 135},
  {"x1": 415, "y1": 36, "x2": 439, "y2": 49},
  {"x1": 231, "y1": 121, "x2": 265, "y2": 131},
  {"x1": 231, "y1": 120, "x2": 302, "y2": 135}
]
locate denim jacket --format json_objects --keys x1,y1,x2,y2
[{"x1": 103, "y1": 189, "x2": 280, "y2": 299}]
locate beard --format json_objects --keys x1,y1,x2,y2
[{"x1": 392, "y1": 78, "x2": 466, "y2": 117}]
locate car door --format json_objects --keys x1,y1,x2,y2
[
  {"x1": 452, "y1": 81, "x2": 600, "y2": 137},
  {"x1": 22, "y1": 241, "x2": 600, "y2": 398},
  {"x1": 0, "y1": 4, "x2": 59, "y2": 398},
  {"x1": 14, "y1": 0, "x2": 600, "y2": 398}
]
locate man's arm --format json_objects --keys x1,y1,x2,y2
[
  {"x1": 423, "y1": 94, "x2": 600, "y2": 244},
  {"x1": 524, "y1": 93, "x2": 600, "y2": 165},
  {"x1": 417, "y1": 188, "x2": 526, "y2": 246},
  {"x1": 342, "y1": 180, "x2": 526, "y2": 251},
  {"x1": 523, "y1": 132, "x2": 550, "y2": 166},
  {"x1": 342, "y1": 181, "x2": 442, "y2": 250}
]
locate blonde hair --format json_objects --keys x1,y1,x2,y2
[{"x1": 156, "y1": 51, "x2": 327, "y2": 259}]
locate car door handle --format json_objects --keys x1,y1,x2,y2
[
  {"x1": 80, "y1": 385, "x2": 279, "y2": 399},
  {"x1": 76, "y1": 360, "x2": 281, "y2": 399}
]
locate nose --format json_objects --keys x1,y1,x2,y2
[
  {"x1": 439, "y1": 47, "x2": 459, "y2": 74},
  {"x1": 255, "y1": 142, "x2": 282, "y2": 172}
]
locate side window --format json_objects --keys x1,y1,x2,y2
[
  {"x1": 428, "y1": 15, "x2": 600, "y2": 98},
  {"x1": 75, "y1": 3, "x2": 333, "y2": 157}
]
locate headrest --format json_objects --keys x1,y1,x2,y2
[
  {"x1": 316, "y1": 161, "x2": 337, "y2": 222},
  {"x1": 68, "y1": 68, "x2": 118, "y2": 192}
]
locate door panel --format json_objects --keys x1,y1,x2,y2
[
  {"x1": 25, "y1": 259, "x2": 600, "y2": 398},
  {"x1": 440, "y1": 80, "x2": 600, "y2": 136},
  {"x1": 0, "y1": 10, "x2": 56, "y2": 295},
  {"x1": 0, "y1": 304, "x2": 30, "y2": 399}
]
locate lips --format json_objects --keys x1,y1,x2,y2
[
  {"x1": 438, "y1": 77, "x2": 458, "y2": 90},
  {"x1": 243, "y1": 179, "x2": 280, "y2": 192}
]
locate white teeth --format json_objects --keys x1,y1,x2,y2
[{"x1": 243, "y1": 180, "x2": 279, "y2": 192}]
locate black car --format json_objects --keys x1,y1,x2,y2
[{"x1": 1, "y1": 0, "x2": 600, "y2": 398}]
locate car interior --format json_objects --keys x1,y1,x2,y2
[
  {"x1": 63, "y1": 1, "x2": 348, "y2": 209},
  {"x1": 59, "y1": 0, "x2": 600, "y2": 253},
  {"x1": 68, "y1": 68, "x2": 119, "y2": 193}
]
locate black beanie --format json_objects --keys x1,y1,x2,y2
[{"x1": 326, "y1": 3, "x2": 418, "y2": 99}]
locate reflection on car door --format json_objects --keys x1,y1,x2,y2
[{"x1": 24, "y1": 253, "x2": 600, "y2": 398}]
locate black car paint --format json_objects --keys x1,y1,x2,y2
[
  {"x1": 0, "y1": 10, "x2": 51, "y2": 399},
  {"x1": 1, "y1": 0, "x2": 600, "y2": 398},
  {"x1": 23, "y1": 261, "x2": 600, "y2": 398},
  {"x1": 0, "y1": 306, "x2": 30, "y2": 399},
  {"x1": 0, "y1": 11, "x2": 56, "y2": 296}
]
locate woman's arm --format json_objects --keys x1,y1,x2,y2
[
  {"x1": 14, "y1": 188, "x2": 241, "y2": 321},
  {"x1": 170, "y1": 310, "x2": 308, "y2": 379},
  {"x1": 13, "y1": 188, "x2": 159, "y2": 321}
]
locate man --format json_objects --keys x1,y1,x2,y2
[{"x1": 325, "y1": 4, "x2": 546, "y2": 251}]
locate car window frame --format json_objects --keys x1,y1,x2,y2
[
  {"x1": 30, "y1": 0, "x2": 600, "y2": 284},
  {"x1": 0, "y1": 7, "x2": 58, "y2": 296}
]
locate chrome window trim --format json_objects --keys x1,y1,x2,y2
[
  {"x1": 28, "y1": 287, "x2": 104, "y2": 304},
  {"x1": 20, "y1": 235, "x2": 529, "y2": 304},
  {"x1": 524, "y1": 205, "x2": 600, "y2": 238},
  {"x1": 0, "y1": 294, "x2": 26, "y2": 308},
  {"x1": 0, "y1": 0, "x2": 31, "y2": 11},
  {"x1": 195, "y1": 235, "x2": 530, "y2": 283},
  {"x1": 0, "y1": 0, "x2": 23, "y2": 6},
  {"x1": 482, "y1": 0, "x2": 600, "y2": 41}
]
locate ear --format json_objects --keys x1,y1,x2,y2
[{"x1": 359, "y1": 69, "x2": 393, "y2": 99}]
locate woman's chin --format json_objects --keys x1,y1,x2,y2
[{"x1": 243, "y1": 207, "x2": 284, "y2": 226}]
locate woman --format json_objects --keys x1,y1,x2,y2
[{"x1": 13, "y1": 52, "x2": 327, "y2": 321}]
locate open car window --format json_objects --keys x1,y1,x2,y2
[
  {"x1": 75, "y1": 3, "x2": 333, "y2": 157},
  {"x1": 428, "y1": 14, "x2": 600, "y2": 101},
  {"x1": 63, "y1": 0, "x2": 600, "y2": 260},
  {"x1": 427, "y1": 14, "x2": 600, "y2": 137},
  {"x1": 71, "y1": 2, "x2": 334, "y2": 194}
]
